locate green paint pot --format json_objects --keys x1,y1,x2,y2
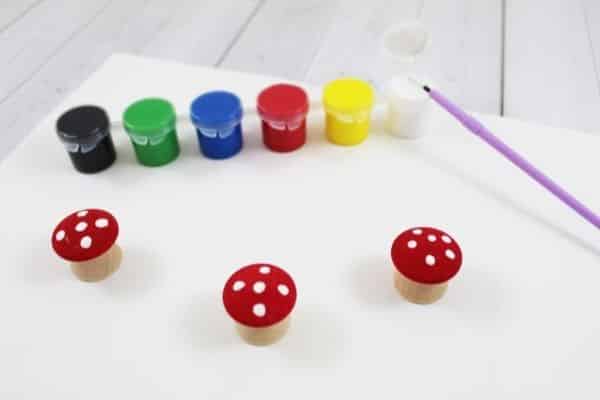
[{"x1": 123, "y1": 98, "x2": 180, "y2": 166}]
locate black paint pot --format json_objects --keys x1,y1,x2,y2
[{"x1": 56, "y1": 105, "x2": 116, "y2": 173}]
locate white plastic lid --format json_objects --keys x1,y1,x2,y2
[{"x1": 381, "y1": 21, "x2": 429, "y2": 60}]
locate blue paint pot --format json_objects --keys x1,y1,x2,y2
[{"x1": 190, "y1": 91, "x2": 243, "y2": 159}]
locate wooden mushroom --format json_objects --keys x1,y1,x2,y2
[
  {"x1": 51, "y1": 209, "x2": 122, "y2": 282},
  {"x1": 223, "y1": 264, "x2": 297, "y2": 346},
  {"x1": 391, "y1": 227, "x2": 462, "y2": 304}
]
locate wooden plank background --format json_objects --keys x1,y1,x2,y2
[
  {"x1": 504, "y1": 0, "x2": 600, "y2": 132},
  {"x1": 1, "y1": 0, "x2": 599, "y2": 161}
]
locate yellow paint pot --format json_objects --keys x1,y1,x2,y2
[{"x1": 322, "y1": 78, "x2": 375, "y2": 145}]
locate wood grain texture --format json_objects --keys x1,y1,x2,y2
[
  {"x1": 305, "y1": 0, "x2": 422, "y2": 86},
  {"x1": 135, "y1": 0, "x2": 261, "y2": 65},
  {"x1": 0, "y1": 0, "x2": 110, "y2": 102},
  {"x1": 418, "y1": 0, "x2": 503, "y2": 114},
  {"x1": 220, "y1": 0, "x2": 338, "y2": 80},
  {"x1": 305, "y1": 0, "x2": 503, "y2": 114},
  {"x1": 504, "y1": 0, "x2": 600, "y2": 132},
  {"x1": 0, "y1": 0, "x2": 42, "y2": 32},
  {"x1": 583, "y1": 0, "x2": 600, "y2": 111},
  {"x1": 0, "y1": 0, "x2": 259, "y2": 161}
]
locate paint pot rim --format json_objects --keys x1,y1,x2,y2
[
  {"x1": 322, "y1": 78, "x2": 375, "y2": 115},
  {"x1": 122, "y1": 97, "x2": 177, "y2": 137},
  {"x1": 257, "y1": 83, "x2": 309, "y2": 122},
  {"x1": 190, "y1": 90, "x2": 243, "y2": 130}
]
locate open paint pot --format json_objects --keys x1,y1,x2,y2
[
  {"x1": 190, "y1": 91, "x2": 244, "y2": 159},
  {"x1": 123, "y1": 98, "x2": 180, "y2": 167},
  {"x1": 322, "y1": 78, "x2": 374, "y2": 146},
  {"x1": 257, "y1": 84, "x2": 309, "y2": 152},
  {"x1": 56, "y1": 105, "x2": 116, "y2": 173},
  {"x1": 385, "y1": 76, "x2": 431, "y2": 138}
]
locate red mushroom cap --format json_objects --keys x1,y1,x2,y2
[
  {"x1": 223, "y1": 263, "x2": 297, "y2": 328},
  {"x1": 391, "y1": 227, "x2": 462, "y2": 284},
  {"x1": 51, "y1": 209, "x2": 119, "y2": 262}
]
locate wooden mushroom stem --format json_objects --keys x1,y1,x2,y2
[
  {"x1": 394, "y1": 270, "x2": 448, "y2": 304},
  {"x1": 71, "y1": 244, "x2": 122, "y2": 282},
  {"x1": 235, "y1": 316, "x2": 291, "y2": 346}
]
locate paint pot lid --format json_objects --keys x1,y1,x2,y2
[
  {"x1": 322, "y1": 78, "x2": 374, "y2": 114},
  {"x1": 123, "y1": 98, "x2": 176, "y2": 137},
  {"x1": 222, "y1": 263, "x2": 297, "y2": 328},
  {"x1": 52, "y1": 209, "x2": 119, "y2": 262},
  {"x1": 381, "y1": 21, "x2": 429, "y2": 59},
  {"x1": 190, "y1": 91, "x2": 243, "y2": 129},
  {"x1": 56, "y1": 105, "x2": 110, "y2": 144},
  {"x1": 257, "y1": 84, "x2": 309, "y2": 121},
  {"x1": 391, "y1": 227, "x2": 462, "y2": 284}
]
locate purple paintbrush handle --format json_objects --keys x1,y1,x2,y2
[{"x1": 428, "y1": 88, "x2": 600, "y2": 230}]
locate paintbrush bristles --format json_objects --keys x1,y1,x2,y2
[{"x1": 405, "y1": 76, "x2": 430, "y2": 93}]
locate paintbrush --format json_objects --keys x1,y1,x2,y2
[{"x1": 415, "y1": 80, "x2": 600, "y2": 230}]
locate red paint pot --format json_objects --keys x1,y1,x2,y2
[{"x1": 257, "y1": 84, "x2": 309, "y2": 152}]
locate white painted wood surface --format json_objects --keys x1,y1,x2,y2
[
  {"x1": 504, "y1": 0, "x2": 600, "y2": 133},
  {"x1": 583, "y1": 0, "x2": 600, "y2": 111},
  {"x1": 221, "y1": 0, "x2": 339, "y2": 80},
  {"x1": 1, "y1": 0, "x2": 599, "y2": 161},
  {"x1": 303, "y1": 0, "x2": 423, "y2": 84},
  {"x1": 3, "y1": 53, "x2": 600, "y2": 399},
  {"x1": 417, "y1": 0, "x2": 503, "y2": 114},
  {"x1": 0, "y1": 0, "x2": 40, "y2": 31}
]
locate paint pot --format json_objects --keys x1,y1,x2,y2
[
  {"x1": 257, "y1": 84, "x2": 309, "y2": 152},
  {"x1": 322, "y1": 78, "x2": 374, "y2": 146},
  {"x1": 56, "y1": 105, "x2": 116, "y2": 173},
  {"x1": 385, "y1": 76, "x2": 431, "y2": 138},
  {"x1": 123, "y1": 98, "x2": 180, "y2": 167},
  {"x1": 190, "y1": 91, "x2": 243, "y2": 159},
  {"x1": 379, "y1": 21, "x2": 429, "y2": 80}
]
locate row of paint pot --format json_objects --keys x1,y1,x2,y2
[{"x1": 56, "y1": 78, "x2": 376, "y2": 173}]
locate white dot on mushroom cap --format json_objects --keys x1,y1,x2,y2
[
  {"x1": 55, "y1": 230, "x2": 65, "y2": 241},
  {"x1": 253, "y1": 303, "x2": 266, "y2": 317},
  {"x1": 445, "y1": 249, "x2": 456, "y2": 260},
  {"x1": 427, "y1": 234, "x2": 437, "y2": 242},
  {"x1": 77, "y1": 210, "x2": 88, "y2": 217},
  {"x1": 253, "y1": 281, "x2": 266, "y2": 294},
  {"x1": 407, "y1": 240, "x2": 417, "y2": 249},
  {"x1": 75, "y1": 222, "x2": 88, "y2": 232},
  {"x1": 259, "y1": 266, "x2": 271, "y2": 274},
  {"x1": 412, "y1": 229, "x2": 422, "y2": 235},
  {"x1": 278, "y1": 284, "x2": 290, "y2": 296},
  {"x1": 232, "y1": 281, "x2": 245, "y2": 291},
  {"x1": 95, "y1": 218, "x2": 109, "y2": 228},
  {"x1": 441, "y1": 235, "x2": 452, "y2": 244},
  {"x1": 425, "y1": 254, "x2": 436, "y2": 266},
  {"x1": 80, "y1": 236, "x2": 92, "y2": 249}
]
